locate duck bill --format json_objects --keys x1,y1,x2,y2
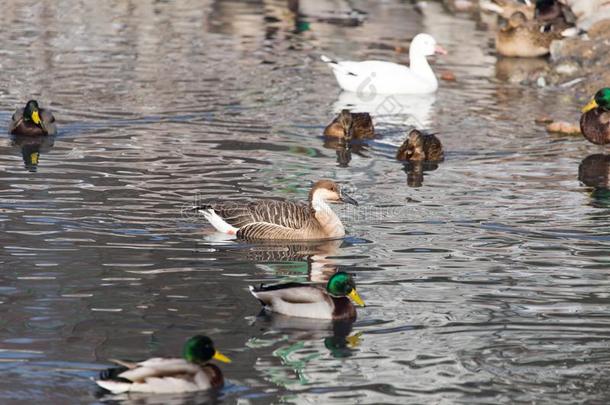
[
  {"x1": 213, "y1": 351, "x2": 232, "y2": 363},
  {"x1": 31, "y1": 110, "x2": 41, "y2": 125},
  {"x1": 340, "y1": 192, "x2": 358, "y2": 206},
  {"x1": 348, "y1": 289, "x2": 365, "y2": 307},
  {"x1": 30, "y1": 152, "x2": 39, "y2": 165},
  {"x1": 434, "y1": 45, "x2": 448, "y2": 56},
  {"x1": 582, "y1": 99, "x2": 598, "y2": 113}
]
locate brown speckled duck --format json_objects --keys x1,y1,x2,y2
[
  {"x1": 580, "y1": 88, "x2": 610, "y2": 145},
  {"x1": 396, "y1": 129, "x2": 444, "y2": 162},
  {"x1": 8, "y1": 100, "x2": 57, "y2": 136},
  {"x1": 495, "y1": 11, "x2": 562, "y2": 57},
  {"x1": 323, "y1": 109, "x2": 374, "y2": 140}
]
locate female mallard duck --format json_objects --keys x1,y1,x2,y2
[
  {"x1": 249, "y1": 271, "x2": 365, "y2": 320},
  {"x1": 8, "y1": 100, "x2": 57, "y2": 136},
  {"x1": 396, "y1": 129, "x2": 444, "y2": 161},
  {"x1": 495, "y1": 11, "x2": 562, "y2": 57},
  {"x1": 323, "y1": 109, "x2": 375, "y2": 140},
  {"x1": 580, "y1": 88, "x2": 610, "y2": 145},
  {"x1": 95, "y1": 335, "x2": 231, "y2": 394}
]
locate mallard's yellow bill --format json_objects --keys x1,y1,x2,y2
[
  {"x1": 30, "y1": 152, "x2": 39, "y2": 165},
  {"x1": 31, "y1": 110, "x2": 41, "y2": 125},
  {"x1": 582, "y1": 99, "x2": 598, "y2": 113},
  {"x1": 348, "y1": 289, "x2": 365, "y2": 307},
  {"x1": 213, "y1": 350, "x2": 231, "y2": 363}
]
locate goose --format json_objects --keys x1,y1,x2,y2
[
  {"x1": 8, "y1": 100, "x2": 57, "y2": 136},
  {"x1": 396, "y1": 129, "x2": 444, "y2": 161},
  {"x1": 95, "y1": 335, "x2": 231, "y2": 394},
  {"x1": 194, "y1": 180, "x2": 358, "y2": 240},
  {"x1": 249, "y1": 271, "x2": 365, "y2": 320},
  {"x1": 321, "y1": 33, "x2": 447, "y2": 94},
  {"x1": 323, "y1": 109, "x2": 375, "y2": 139},
  {"x1": 580, "y1": 88, "x2": 610, "y2": 145}
]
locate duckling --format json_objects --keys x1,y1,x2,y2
[
  {"x1": 323, "y1": 109, "x2": 374, "y2": 140},
  {"x1": 95, "y1": 335, "x2": 231, "y2": 394},
  {"x1": 396, "y1": 129, "x2": 444, "y2": 162},
  {"x1": 249, "y1": 271, "x2": 365, "y2": 320},
  {"x1": 8, "y1": 100, "x2": 57, "y2": 136},
  {"x1": 580, "y1": 88, "x2": 610, "y2": 145},
  {"x1": 495, "y1": 11, "x2": 562, "y2": 57}
]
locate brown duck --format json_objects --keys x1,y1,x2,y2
[
  {"x1": 323, "y1": 109, "x2": 374, "y2": 140},
  {"x1": 8, "y1": 100, "x2": 57, "y2": 136},
  {"x1": 396, "y1": 129, "x2": 444, "y2": 161},
  {"x1": 194, "y1": 180, "x2": 358, "y2": 240},
  {"x1": 495, "y1": 11, "x2": 562, "y2": 57},
  {"x1": 580, "y1": 88, "x2": 610, "y2": 145}
]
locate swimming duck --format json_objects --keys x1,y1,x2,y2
[
  {"x1": 580, "y1": 88, "x2": 610, "y2": 145},
  {"x1": 249, "y1": 271, "x2": 365, "y2": 320},
  {"x1": 396, "y1": 129, "x2": 444, "y2": 161},
  {"x1": 323, "y1": 109, "x2": 375, "y2": 140},
  {"x1": 321, "y1": 33, "x2": 447, "y2": 94},
  {"x1": 495, "y1": 11, "x2": 562, "y2": 57},
  {"x1": 194, "y1": 180, "x2": 358, "y2": 240},
  {"x1": 8, "y1": 100, "x2": 57, "y2": 136},
  {"x1": 95, "y1": 335, "x2": 231, "y2": 394}
]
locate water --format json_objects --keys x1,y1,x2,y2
[{"x1": 1, "y1": 0, "x2": 609, "y2": 403}]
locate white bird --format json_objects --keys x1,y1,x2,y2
[{"x1": 321, "y1": 33, "x2": 447, "y2": 95}]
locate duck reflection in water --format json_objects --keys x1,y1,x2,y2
[
  {"x1": 10, "y1": 135, "x2": 55, "y2": 172},
  {"x1": 254, "y1": 313, "x2": 361, "y2": 358},
  {"x1": 578, "y1": 154, "x2": 610, "y2": 207},
  {"x1": 323, "y1": 109, "x2": 375, "y2": 167},
  {"x1": 396, "y1": 129, "x2": 444, "y2": 187},
  {"x1": 243, "y1": 239, "x2": 343, "y2": 283}
]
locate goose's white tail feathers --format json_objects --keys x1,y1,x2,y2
[
  {"x1": 200, "y1": 209, "x2": 239, "y2": 235},
  {"x1": 95, "y1": 380, "x2": 131, "y2": 394}
]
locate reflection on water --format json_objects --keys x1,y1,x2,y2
[
  {"x1": 402, "y1": 160, "x2": 442, "y2": 187},
  {"x1": 1, "y1": 0, "x2": 609, "y2": 404},
  {"x1": 10, "y1": 135, "x2": 56, "y2": 172},
  {"x1": 578, "y1": 154, "x2": 610, "y2": 207}
]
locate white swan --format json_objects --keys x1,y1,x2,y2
[{"x1": 321, "y1": 33, "x2": 446, "y2": 95}]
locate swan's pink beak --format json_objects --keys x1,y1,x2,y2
[{"x1": 434, "y1": 45, "x2": 448, "y2": 55}]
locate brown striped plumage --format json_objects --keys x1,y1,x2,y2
[
  {"x1": 323, "y1": 110, "x2": 375, "y2": 140},
  {"x1": 197, "y1": 180, "x2": 358, "y2": 241}
]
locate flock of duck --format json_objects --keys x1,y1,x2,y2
[{"x1": 6, "y1": 26, "x2": 610, "y2": 396}]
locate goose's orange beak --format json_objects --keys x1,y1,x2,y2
[{"x1": 435, "y1": 45, "x2": 448, "y2": 56}]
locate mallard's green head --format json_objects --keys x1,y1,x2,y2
[
  {"x1": 327, "y1": 272, "x2": 365, "y2": 307},
  {"x1": 182, "y1": 335, "x2": 231, "y2": 364},
  {"x1": 24, "y1": 100, "x2": 42, "y2": 125},
  {"x1": 583, "y1": 88, "x2": 610, "y2": 113}
]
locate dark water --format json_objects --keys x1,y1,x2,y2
[{"x1": 1, "y1": 0, "x2": 609, "y2": 404}]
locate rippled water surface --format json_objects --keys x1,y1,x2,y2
[{"x1": 1, "y1": 0, "x2": 610, "y2": 404}]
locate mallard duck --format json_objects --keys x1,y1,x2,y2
[
  {"x1": 321, "y1": 33, "x2": 447, "y2": 94},
  {"x1": 323, "y1": 109, "x2": 375, "y2": 140},
  {"x1": 580, "y1": 88, "x2": 610, "y2": 145},
  {"x1": 95, "y1": 335, "x2": 231, "y2": 394},
  {"x1": 249, "y1": 271, "x2": 365, "y2": 320},
  {"x1": 8, "y1": 100, "x2": 57, "y2": 136},
  {"x1": 396, "y1": 129, "x2": 444, "y2": 161},
  {"x1": 193, "y1": 180, "x2": 358, "y2": 240},
  {"x1": 495, "y1": 11, "x2": 562, "y2": 57}
]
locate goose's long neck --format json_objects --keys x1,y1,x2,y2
[
  {"x1": 310, "y1": 194, "x2": 345, "y2": 238},
  {"x1": 409, "y1": 52, "x2": 437, "y2": 86}
]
